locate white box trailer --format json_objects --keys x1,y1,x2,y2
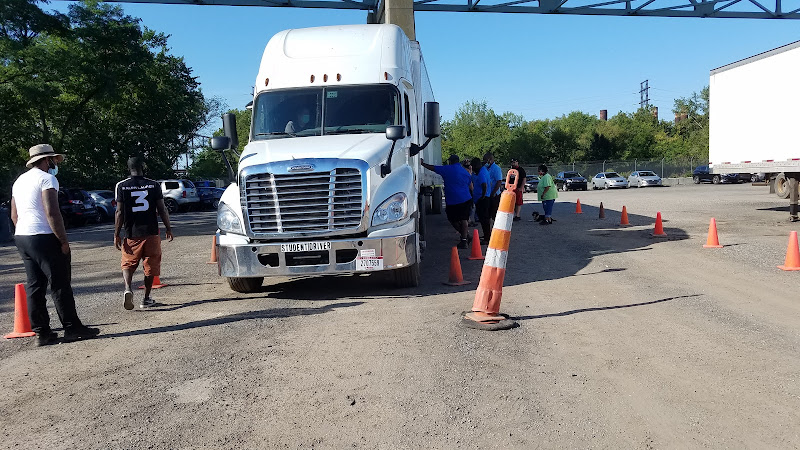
[
  {"x1": 709, "y1": 40, "x2": 800, "y2": 217},
  {"x1": 211, "y1": 24, "x2": 444, "y2": 292}
]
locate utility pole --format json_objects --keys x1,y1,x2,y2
[{"x1": 640, "y1": 80, "x2": 650, "y2": 110}]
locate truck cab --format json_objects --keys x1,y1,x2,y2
[{"x1": 212, "y1": 24, "x2": 442, "y2": 292}]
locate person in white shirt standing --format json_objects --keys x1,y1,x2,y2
[{"x1": 11, "y1": 144, "x2": 99, "y2": 346}]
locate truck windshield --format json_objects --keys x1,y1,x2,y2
[{"x1": 251, "y1": 85, "x2": 400, "y2": 140}]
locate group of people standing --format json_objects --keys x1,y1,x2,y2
[
  {"x1": 421, "y1": 153, "x2": 559, "y2": 247},
  {"x1": 10, "y1": 144, "x2": 172, "y2": 346}
]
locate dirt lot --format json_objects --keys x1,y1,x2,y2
[{"x1": 1, "y1": 183, "x2": 799, "y2": 449}]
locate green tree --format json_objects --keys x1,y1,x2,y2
[{"x1": 0, "y1": 0, "x2": 212, "y2": 195}]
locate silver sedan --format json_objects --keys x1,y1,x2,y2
[
  {"x1": 628, "y1": 170, "x2": 663, "y2": 188},
  {"x1": 591, "y1": 172, "x2": 629, "y2": 189}
]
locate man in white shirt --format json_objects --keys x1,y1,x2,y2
[{"x1": 11, "y1": 144, "x2": 99, "y2": 346}]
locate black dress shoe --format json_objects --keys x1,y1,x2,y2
[
  {"x1": 63, "y1": 326, "x2": 100, "y2": 343},
  {"x1": 37, "y1": 331, "x2": 58, "y2": 347}
]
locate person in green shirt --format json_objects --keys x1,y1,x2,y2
[{"x1": 536, "y1": 164, "x2": 558, "y2": 225}]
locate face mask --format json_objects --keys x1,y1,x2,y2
[{"x1": 47, "y1": 159, "x2": 59, "y2": 176}]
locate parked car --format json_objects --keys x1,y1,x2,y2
[
  {"x1": 692, "y1": 166, "x2": 740, "y2": 184},
  {"x1": 197, "y1": 187, "x2": 225, "y2": 209},
  {"x1": 628, "y1": 170, "x2": 663, "y2": 188},
  {"x1": 158, "y1": 179, "x2": 200, "y2": 213},
  {"x1": 89, "y1": 190, "x2": 116, "y2": 222},
  {"x1": 554, "y1": 171, "x2": 588, "y2": 191},
  {"x1": 591, "y1": 172, "x2": 629, "y2": 189},
  {"x1": 58, "y1": 188, "x2": 99, "y2": 226},
  {"x1": 524, "y1": 175, "x2": 539, "y2": 193}
]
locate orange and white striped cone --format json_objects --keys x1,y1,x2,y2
[{"x1": 463, "y1": 169, "x2": 519, "y2": 330}]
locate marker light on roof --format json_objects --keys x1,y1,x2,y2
[
  {"x1": 323, "y1": 74, "x2": 328, "y2": 82},
  {"x1": 264, "y1": 78, "x2": 269, "y2": 86},
  {"x1": 384, "y1": 72, "x2": 388, "y2": 80},
  {"x1": 337, "y1": 74, "x2": 341, "y2": 81}
]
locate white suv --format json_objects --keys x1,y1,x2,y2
[{"x1": 159, "y1": 179, "x2": 200, "y2": 213}]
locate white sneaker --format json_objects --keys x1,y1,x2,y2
[{"x1": 123, "y1": 291, "x2": 134, "y2": 311}]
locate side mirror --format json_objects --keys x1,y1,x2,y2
[
  {"x1": 222, "y1": 113, "x2": 238, "y2": 149},
  {"x1": 210, "y1": 136, "x2": 230, "y2": 151},
  {"x1": 423, "y1": 102, "x2": 440, "y2": 138},
  {"x1": 385, "y1": 125, "x2": 405, "y2": 141}
]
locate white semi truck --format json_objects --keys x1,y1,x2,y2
[
  {"x1": 210, "y1": 24, "x2": 444, "y2": 292},
  {"x1": 709, "y1": 40, "x2": 800, "y2": 220}
]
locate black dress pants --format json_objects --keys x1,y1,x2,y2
[{"x1": 14, "y1": 234, "x2": 82, "y2": 334}]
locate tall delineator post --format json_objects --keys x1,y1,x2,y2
[
  {"x1": 371, "y1": 0, "x2": 416, "y2": 40},
  {"x1": 462, "y1": 170, "x2": 519, "y2": 331}
]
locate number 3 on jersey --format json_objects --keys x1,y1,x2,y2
[{"x1": 131, "y1": 190, "x2": 150, "y2": 212}]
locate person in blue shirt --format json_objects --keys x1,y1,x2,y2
[
  {"x1": 471, "y1": 157, "x2": 492, "y2": 244},
  {"x1": 483, "y1": 152, "x2": 504, "y2": 225},
  {"x1": 422, "y1": 155, "x2": 473, "y2": 248}
]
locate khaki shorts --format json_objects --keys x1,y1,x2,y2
[{"x1": 121, "y1": 235, "x2": 161, "y2": 276}]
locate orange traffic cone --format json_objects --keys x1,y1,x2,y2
[
  {"x1": 139, "y1": 275, "x2": 167, "y2": 289},
  {"x1": 444, "y1": 247, "x2": 471, "y2": 286},
  {"x1": 468, "y1": 229, "x2": 484, "y2": 260},
  {"x1": 575, "y1": 199, "x2": 583, "y2": 214},
  {"x1": 4, "y1": 284, "x2": 36, "y2": 339},
  {"x1": 619, "y1": 206, "x2": 631, "y2": 226},
  {"x1": 778, "y1": 231, "x2": 800, "y2": 271},
  {"x1": 598, "y1": 202, "x2": 606, "y2": 219},
  {"x1": 652, "y1": 212, "x2": 667, "y2": 237},
  {"x1": 464, "y1": 169, "x2": 519, "y2": 330},
  {"x1": 703, "y1": 218, "x2": 723, "y2": 248},
  {"x1": 207, "y1": 235, "x2": 218, "y2": 264}
]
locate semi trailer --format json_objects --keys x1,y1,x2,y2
[{"x1": 709, "y1": 40, "x2": 800, "y2": 220}]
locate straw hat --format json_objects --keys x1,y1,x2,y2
[{"x1": 26, "y1": 144, "x2": 65, "y2": 169}]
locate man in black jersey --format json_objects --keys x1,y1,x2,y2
[{"x1": 114, "y1": 157, "x2": 173, "y2": 310}]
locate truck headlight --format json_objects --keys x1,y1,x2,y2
[
  {"x1": 372, "y1": 193, "x2": 408, "y2": 226},
  {"x1": 217, "y1": 202, "x2": 243, "y2": 234}
]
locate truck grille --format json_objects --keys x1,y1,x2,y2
[{"x1": 243, "y1": 168, "x2": 363, "y2": 234}]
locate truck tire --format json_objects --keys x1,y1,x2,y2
[
  {"x1": 775, "y1": 173, "x2": 791, "y2": 199},
  {"x1": 393, "y1": 262, "x2": 420, "y2": 288},
  {"x1": 693, "y1": 175, "x2": 700, "y2": 184},
  {"x1": 394, "y1": 217, "x2": 421, "y2": 288},
  {"x1": 431, "y1": 186, "x2": 443, "y2": 215},
  {"x1": 227, "y1": 277, "x2": 264, "y2": 293}
]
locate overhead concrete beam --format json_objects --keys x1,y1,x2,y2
[{"x1": 371, "y1": 0, "x2": 415, "y2": 40}]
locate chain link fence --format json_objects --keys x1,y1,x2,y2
[{"x1": 522, "y1": 158, "x2": 701, "y2": 179}]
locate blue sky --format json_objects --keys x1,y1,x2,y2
[{"x1": 51, "y1": 2, "x2": 799, "y2": 127}]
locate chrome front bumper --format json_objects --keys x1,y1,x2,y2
[{"x1": 216, "y1": 232, "x2": 417, "y2": 277}]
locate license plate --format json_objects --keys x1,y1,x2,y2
[
  {"x1": 280, "y1": 241, "x2": 331, "y2": 253},
  {"x1": 356, "y1": 257, "x2": 384, "y2": 271}
]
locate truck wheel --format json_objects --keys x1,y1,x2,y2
[
  {"x1": 712, "y1": 175, "x2": 721, "y2": 184},
  {"x1": 394, "y1": 218, "x2": 421, "y2": 288},
  {"x1": 165, "y1": 198, "x2": 178, "y2": 214},
  {"x1": 775, "y1": 173, "x2": 790, "y2": 199},
  {"x1": 227, "y1": 277, "x2": 264, "y2": 293},
  {"x1": 693, "y1": 175, "x2": 700, "y2": 184},
  {"x1": 431, "y1": 186, "x2": 443, "y2": 215},
  {"x1": 393, "y1": 262, "x2": 420, "y2": 288}
]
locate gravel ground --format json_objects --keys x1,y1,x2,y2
[{"x1": 1, "y1": 183, "x2": 799, "y2": 449}]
